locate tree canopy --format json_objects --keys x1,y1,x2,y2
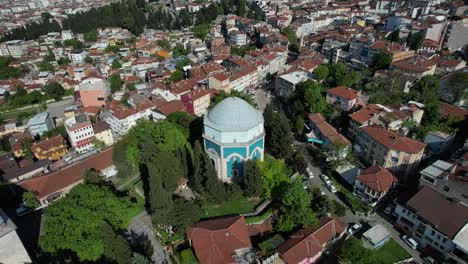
[
  {"x1": 256, "y1": 155, "x2": 290, "y2": 199},
  {"x1": 39, "y1": 184, "x2": 142, "y2": 261},
  {"x1": 264, "y1": 104, "x2": 294, "y2": 159}
]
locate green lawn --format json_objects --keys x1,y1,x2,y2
[
  {"x1": 245, "y1": 209, "x2": 272, "y2": 224},
  {"x1": 203, "y1": 197, "x2": 261, "y2": 218},
  {"x1": 371, "y1": 239, "x2": 412, "y2": 264},
  {"x1": 180, "y1": 248, "x2": 199, "y2": 264}
]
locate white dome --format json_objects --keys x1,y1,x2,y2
[{"x1": 204, "y1": 97, "x2": 263, "y2": 132}]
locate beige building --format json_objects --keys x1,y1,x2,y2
[
  {"x1": 93, "y1": 121, "x2": 114, "y2": 146},
  {"x1": 354, "y1": 126, "x2": 426, "y2": 181}
]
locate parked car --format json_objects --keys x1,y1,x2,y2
[
  {"x1": 15, "y1": 204, "x2": 32, "y2": 217},
  {"x1": 320, "y1": 174, "x2": 331, "y2": 185},
  {"x1": 402, "y1": 235, "x2": 418, "y2": 250},
  {"x1": 302, "y1": 178, "x2": 310, "y2": 189},
  {"x1": 320, "y1": 189, "x2": 326, "y2": 196},
  {"x1": 326, "y1": 183, "x2": 337, "y2": 193},
  {"x1": 306, "y1": 167, "x2": 314, "y2": 179},
  {"x1": 347, "y1": 223, "x2": 363, "y2": 235},
  {"x1": 384, "y1": 206, "x2": 393, "y2": 215},
  {"x1": 422, "y1": 257, "x2": 438, "y2": 264}
]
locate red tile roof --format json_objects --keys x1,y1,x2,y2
[
  {"x1": 278, "y1": 217, "x2": 347, "y2": 264},
  {"x1": 327, "y1": 86, "x2": 359, "y2": 100},
  {"x1": 349, "y1": 104, "x2": 385, "y2": 124},
  {"x1": 406, "y1": 186, "x2": 468, "y2": 238},
  {"x1": 439, "y1": 102, "x2": 468, "y2": 121},
  {"x1": 187, "y1": 216, "x2": 252, "y2": 264},
  {"x1": 308, "y1": 113, "x2": 351, "y2": 146},
  {"x1": 361, "y1": 126, "x2": 426, "y2": 153},
  {"x1": 18, "y1": 147, "x2": 113, "y2": 200},
  {"x1": 357, "y1": 164, "x2": 398, "y2": 192}
]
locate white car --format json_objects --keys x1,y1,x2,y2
[
  {"x1": 384, "y1": 206, "x2": 393, "y2": 215},
  {"x1": 326, "y1": 183, "x2": 337, "y2": 193},
  {"x1": 320, "y1": 174, "x2": 331, "y2": 185},
  {"x1": 347, "y1": 223, "x2": 363, "y2": 235},
  {"x1": 402, "y1": 235, "x2": 418, "y2": 250},
  {"x1": 306, "y1": 167, "x2": 314, "y2": 179}
]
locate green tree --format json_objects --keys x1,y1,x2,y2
[
  {"x1": 256, "y1": 156, "x2": 290, "y2": 199},
  {"x1": 57, "y1": 57, "x2": 71, "y2": 65},
  {"x1": 84, "y1": 169, "x2": 102, "y2": 185},
  {"x1": 282, "y1": 27, "x2": 297, "y2": 43},
  {"x1": 112, "y1": 59, "x2": 122, "y2": 69},
  {"x1": 412, "y1": 75, "x2": 440, "y2": 104},
  {"x1": 22, "y1": 191, "x2": 39, "y2": 208},
  {"x1": 109, "y1": 74, "x2": 122, "y2": 92},
  {"x1": 407, "y1": 31, "x2": 425, "y2": 50},
  {"x1": 84, "y1": 30, "x2": 98, "y2": 42},
  {"x1": 296, "y1": 80, "x2": 328, "y2": 114},
  {"x1": 276, "y1": 179, "x2": 318, "y2": 232},
  {"x1": 39, "y1": 184, "x2": 141, "y2": 261},
  {"x1": 373, "y1": 51, "x2": 393, "y2": 70},
  {"x1": 41, "y1": 12, "x2": 53, "y2": 20},
  {"x1": 328, "y1": 63, "x2": 361, "y2": 87},
  {"x1": 310, "y1": 188, "x2": 332, "y2": 216},
  {"x1": 168, "y1": 70, "x2": 184, "y2": 83},
  {"x1": 168, "y1": 198, "x2": 203, "y2": 235},
  {"x1": 192, "y1": 24, "x2": 209, "y2": 41},
  {"x1": 338, "y1": 237, "x2": 372, "y2": 264},
  {"x1": 210, "y1": 90, "x2": 255, "y2": 108},
  {"x1": 22, "y1": 138, "x2": 33, "y2": 159},
  {"x1": 243, "y1": 160, "x2": 263, "y2": 197},
  {"x1": 102, "y1": 222, "x2": 133, "y2": 264},
  {"x1": 84, "y1": 56, "x2": 93, "y2": 63},
  {"x1": 264, "y1": 109, "x2": 294, "y2": 159},
  {"x1": 313, "y1": 64, "x2": 329, "y2": 81},
  {"x1": 192, "y1": 140, "x2": 206, "y2": 194},
  {"x1": 44, "y1": 82, "x2": 65, "y2": 100},
  {"x1": 387, "y1": 29, "x2": 400, "y2": 42},
  {"x1": 332, "y1": 200, "x2": 346, "y2": 217},
  {"x1": 132, "y1": 253, "x2": 150, "y2": 264},
  {"x1": 38, "y1": 60, "x2": 54, "y2": 72}
]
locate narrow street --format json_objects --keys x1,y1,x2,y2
[
  {"x1": 301, "y1": 144, "x2": 422, "y2": 263},
  {"x1": 128, "y1": 211, "x2": 171, "y2": 264}
]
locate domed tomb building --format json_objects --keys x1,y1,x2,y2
[{"x1": 203, "y1": 97, "x2": 265, "y2": 182}]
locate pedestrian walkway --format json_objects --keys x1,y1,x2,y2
[{"x1": 128, "y1": 211, "x2": 171, "y2": 264}]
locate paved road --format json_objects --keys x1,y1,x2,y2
[
  {"x1": 46, "y1": 98, "x2": 74, "y2": 120},
  {"x1": 128, "y1": 211, "x2": 171, "y2": 264},
  {"x1": 301, "y1": 144, "x2": 422, "y2": 263}
]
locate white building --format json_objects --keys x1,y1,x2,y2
[
  {"x1": 394, "y1": 186, "x2": 468, "y2": 260},
  {"x1": 0, "y1": 209, "x2": 32, "y2": 264},
  {"x1": 103, "y1": 103, "x2": 155, "y2": 137},
  {"x1": 275, "y1": 71, "x2": 309, "y2": 97},
  {"x1": 61, "y1": 30, "x2": 73, "y2": 41},
  {"x1": 68, "y1": 49, "x2": 88, "y2": 63},
  {"x1": 229, "y1": 31, "x2": 247, "y2": 46},
  {"x1": 65, "y1": 114, "x2": 95, "y2": 154},
  {"x1": 0, "y1": 40, "x2": 26, "y2": 58}
]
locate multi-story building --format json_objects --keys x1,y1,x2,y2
[
  {"x1": 78, "y1": 78, "x2": 110, "y2": 108},
  {"x1": 93, "y1": 121, "x2": 114, "y2": 147},
  {"x1": 61, "y1": 30, "x2": 73, "y2": 41},
  {"x1": 354, "y1": 164, "x2": 398, "y2": 206},
  {"x1": 0, "y1": 40, "x2": 26, "y2": 58},
  {"x1": 65, "y1": 114, "x2": 95, "y2": 154},
  {"x1": 68, "y1": 49, "x2": 88, "y2": 63},
  {"x1": 394, "y1": 186, "x2": 468, "y2": 261},
  {"x1": 103, "y1": 101, "x2": 155, "y2": 138},
  {"x1": 181, "y1": 89, "x2": 211, "y2": 117},
  {"x1": 229, "y1": 31, "x2": 247, "y2": 46},
  {"x1": 26, "y1": 112, "x2": 55, "y2": 136},
  {"x1": 354, "y1": 125, "x2": 426, "y2": 180},
  {"x1": 326, "y1": 86, "x2": 361, "y2": 111},
  {"x1": 275, "y1": 71, "x2": 309, "y2": 98},
  {"x1": 31, "y1": 135, "x2": 68, "y2": 161}
]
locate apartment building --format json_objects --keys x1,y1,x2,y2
[
  {"x1": 326, "y1": 86, "x2": 361, "y2": 111},
  {"x1": 26, "y1": 112, "x2": 55, "y2": 137},
  {"x1": 229, "y1": 31, "x2": 247, "y2": 46},
  {"x1": 68, "y1": 49, "x2": 88, "y2": 63},
  {"x1": 93, "y1": 121, "x2": 114, "y2": 147},
  {"x1": 103, "y1": 101, "x2": 155, "y2": 137},
  {"x1": 181, "y1": 88, "x2": 211, "y2": 116},
  {"x1": 354, "y1": 164, "x2": 398, "y2": 206},
  {"x1": 0, "y1": 40, "x2": 26, "y2": 58},
  {"x1": 394, "y1": 186, "x2": 468, "y2": 261},
  {"x1": 354, "y1": 126, "x2": 426, "y2": 180},
  {"x1": 65, "y1": 114, "x2": 95, "y2": 154},
  {"x1": 78, "y1": 78, "x2": 110, "y2": 108}
]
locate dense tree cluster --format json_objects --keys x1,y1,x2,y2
[
  {"x1": 0, "y1": 57, "x2": 28, "y2": 80},
  {"x1": 264, "y1": 104, "x2": 294, "y2": 159},
  {"x1": 1, "y1": 0, "x2": 249, "y2": 42},
  {"x1": 39, "y1": 184, "x2": 142, "y2": 261}
]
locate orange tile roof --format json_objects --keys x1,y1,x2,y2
[
  {"x1": 187, "y1": 216, "x2": 252, "y2": 264},
  {"x1": 357, "y1": 164, "x2": 398, "y2": 192},
  {"x1": 361, "y1": 126, "x2": 426, "y2": 153},
  {"x1": 327, "y1": 86, "x2": 359, "y2": 100},
  {"x1": 18, "y1": 147, "x2": 113, "y2": 200}
]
